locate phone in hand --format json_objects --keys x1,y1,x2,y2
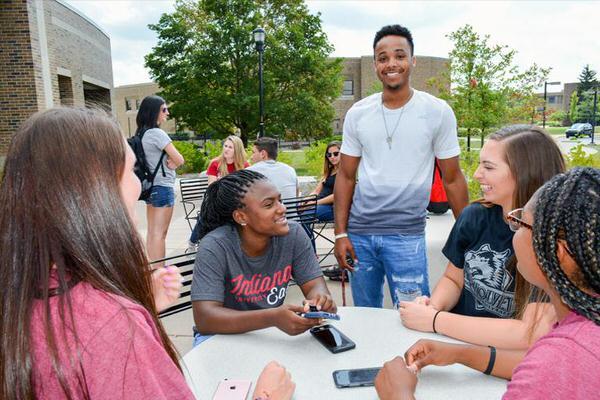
[
  {"x1": 310, "y1": 324, "x2": 356, "y2": 354},
  {"x1": 212, "y1": 379, "x2": 252, "y2": 400},
  {"x1": 300, "y1": 311, "x2": 340, "y2": 320},
  {"x1": 332, "y1": 367, "x2": 381, "y2": 388}
]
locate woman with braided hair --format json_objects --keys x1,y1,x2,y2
[
  {"x1": 373, "y1": 167, "x2": 600, "y2": 400},
  {"x1": 190, "y1": 169, "x2": 336, "y2": 346}
]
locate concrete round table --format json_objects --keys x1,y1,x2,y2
[{"x1": 182, "y1": 307, "x2": 507, "y2": 399}]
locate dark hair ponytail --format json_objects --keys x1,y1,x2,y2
[
  {"x1": 533, "y1": 167, "x2": 600, "y2": 326},
  {"x1": 198, "y1": 170, "x2": 267, "y2": 241}
]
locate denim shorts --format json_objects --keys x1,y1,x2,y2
[{"x1": 145, "y1": 185, "x2": 175, "y2": 208}]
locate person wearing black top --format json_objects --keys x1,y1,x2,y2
[{"x1": 310, "y1": 141, "x2": 340, "y2": 222}]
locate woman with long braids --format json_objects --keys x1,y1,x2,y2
[
  {"x1": 400, "y1": 125, "x2": 565, "y2": 349},
  {"x1": 0, "y1": 108, "x2": 294, "y2": 399},
  {"x1": 190, "y1": 170, "x2": 336, "y2": 346},
  {"x1": 374, "y1": 167, "x2": 600, "y2": 400}
]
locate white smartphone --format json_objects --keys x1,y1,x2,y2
[{"x1": 212, "y1": 378, "x2": 252, "y2": 400}]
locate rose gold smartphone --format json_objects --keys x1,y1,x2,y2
[{"x1": 212, "y1": 379, "x2": 252, "y2": 400}]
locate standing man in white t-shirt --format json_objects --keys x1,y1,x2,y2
[
  {"x1": 248, "y1": 137, "x2": 298, "y2": 199},
  {"x1": 334, "y1": 25, "x2": 469, "y2": 308}
]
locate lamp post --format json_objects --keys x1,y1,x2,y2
[
  {"x1": 253, "y1": 27, "x2": 265, "y2": 138},
  {"x1": 591, "y1": 85, "x2": 598, "y2": 145},
  {"x1": 542, "y1": 81, "x2": 561, "y2": 128}
]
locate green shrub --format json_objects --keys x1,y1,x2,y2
[
  {"x1": 459, "y1": 141, "x2": 482, "y2": 201},
  {"x1": 172, "y1": 141, "x2": 207, "y2": 175},
  {"x1": 304, "y1": 141, "x2": 328, "y2": 177},
  {"x1": 566, "y1": 144, "x2": 597, "y2": 168},
  {"x1": 204, "y1": 140, "x2": 224, "y2": 160}
]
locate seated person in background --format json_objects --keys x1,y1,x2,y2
[
  {"x1": 248, "y1": 136, "x2": 298, "y2": 199},
  {"x1": 375, "y1": 168, "x2": 600, "y2": 399},
  {"x1": 188, "y1": 135, "x2": 249, "y2": 250},
  {"x1": 400, "y1": 125, "x2": 565, "y2": 349},
  {"x1": 206, "y1": 135, "x2": 249, "y2": 184},
  {"x1": 0, "y1": 107, "x2": 294, "y2": 400},
  {"x1": 309, "y1": 141, "x2": 341, "y2": 222},
  {"x1": 191, "y1": 170, "x2": 336, "y2": 346}
]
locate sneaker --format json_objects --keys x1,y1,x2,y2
[{"x1": 186, "y1": 241, "x2": 198, "y2": 254}]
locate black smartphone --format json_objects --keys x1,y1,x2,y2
[
  {"x1": 309, "y1": 324, "x2": 356, "y2": 354},
  {"x1": 332, "y1": 367, "x2": 381, "y2": 388}
]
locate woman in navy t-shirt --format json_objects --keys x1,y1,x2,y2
[{"x1": 400, "y1": 125, "x2": 565, "y2": 350}]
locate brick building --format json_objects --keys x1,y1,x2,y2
[
  {"x1": 114, "y1": 82, "x2": 177, "y2": 137},
  {"x1": 0, "y1": 0, "x2": 113, "y2": 159}
]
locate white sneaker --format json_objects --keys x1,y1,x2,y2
[{"x1": 186, "y1": 241, "x2": 198, "y2": 254}]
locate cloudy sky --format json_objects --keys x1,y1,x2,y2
[{"x1": 65, "y1": 0, "x2": 599, "y2": 89}]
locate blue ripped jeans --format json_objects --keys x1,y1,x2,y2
[{"x1": 348, "y1": 233, "x2": 430, "y2": 308}]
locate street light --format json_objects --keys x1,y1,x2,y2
[
  {"x1": 542, "y1": 81, "x2": 561, "y2": 129},
  {"x1": 591, "y1": 85, "x2": 598, "y2": 144},
  {"x1": 253, "y1": 27, "x2": 266, "y2": 138}
]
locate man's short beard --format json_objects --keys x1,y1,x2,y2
[{"x1": 384, "y1": 82, "x2": 402, "y2": 91}]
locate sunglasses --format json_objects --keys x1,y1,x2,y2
[
  {"x1": 161, "y1": 107, "x2": 168, "y2": 113},
  {"x1": 326, "y1": 151, "x2": 340, "y2": 158},
  {"x1": 506, "y1": 208, "x2": 532, "y2": 232}
]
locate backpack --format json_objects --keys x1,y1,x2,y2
[
  {"x1": 127, "y1": 131, "x2": 166, "y2": 201},
  {"x1": 427, "y1": 158, "x2": 450, "y2": 214}
]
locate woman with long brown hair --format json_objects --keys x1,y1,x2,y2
[
  {"x1": 0, "y1": 108, "x2": 294, "y2": 399},
  {"x1": 400, "y1": 125, "x2": 566, "y2": 349}
]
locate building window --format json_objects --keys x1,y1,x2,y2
[
  {"x1": 548, "y1": 96, "x2": 556, "y2": 104},
  {"x1": 125, "y1": 98, "x2": 135, "y2": 111},
  {"x1": 343, "y1": 80, "x2": 353, "y2": 96},
  {"x1": 136, "y1": 98, "x2": 142, "y2": 110}
]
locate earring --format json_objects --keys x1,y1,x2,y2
[{"x1": 240, "y1": 222, "x2": 247, "y2": 226}]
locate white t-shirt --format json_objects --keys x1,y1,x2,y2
[
  {"x1": 247, "y1": 160, "x2": 298, "y2": 199},
  {"x1": 341, "y1": 90, "x2": 459, "y2": 234}
]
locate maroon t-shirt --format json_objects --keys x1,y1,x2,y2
[{"x1": 30, "y1": 282, "x2": 194, "y2": 399}]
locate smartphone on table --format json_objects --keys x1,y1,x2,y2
[
  {"x1": 212, "y1": 378, "x2": 252, "y2": 400},
  {"x1": 310, "y1": 324, "x2": 355, "y2": 353},
  {"x1": 332, "y1": 367, "x2": 381, "y2": 388}
]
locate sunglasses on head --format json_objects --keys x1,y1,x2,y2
[{"x1": 326, "y1": 151, "x2": 340, "y2": 158}]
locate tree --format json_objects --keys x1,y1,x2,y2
[
  {"x1": 145, "y1": 0, "x2": 343, "y2": 144},
  {"x1": 577, "y1": 64, "x2": 598, "y2": 98},
  {"x1": 430, "y1": 25, "x2": 548, "y2": 150},
  {"x1": 573, "y1": 65, "x2": 598, "y2": 123}
]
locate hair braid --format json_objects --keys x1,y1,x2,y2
[
  {"x1": 197, "y1": 170, "x2": 267, "y2": 241},
  {"x1": 533, "y1": 167, "x2": 600, "y2": 326}
]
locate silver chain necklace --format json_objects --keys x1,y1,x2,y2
[{"x1": 380, "y1": 90, "x2": 413, "y2": 150}]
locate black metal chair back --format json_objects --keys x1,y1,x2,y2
[
  {"x1": 180, "y1": 177, "x2": 210, "y2": 230},
  {"x1": 155, "y1": 252, "x2": 196, "y2": 318}
]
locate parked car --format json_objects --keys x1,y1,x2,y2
[{"x1": 565, "y1": 123, "x2": 593, "y2": 138}]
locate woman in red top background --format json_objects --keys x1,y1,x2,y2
[
  {"x1": 206, "y1": 135, "x2": 249, "y2": 184},
  {"x1": 189, "y1": 135, "x2": 249, "y2": 248}
]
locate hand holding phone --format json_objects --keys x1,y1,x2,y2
[
  {"x1": 333, "y1": 367, "x2": 381, "y2": 388},
  {"x1": 300, "y1": 311, "x2": 340, "y2": 320}
]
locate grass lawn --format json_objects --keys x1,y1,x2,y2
[{"x1": 281, "y1": 150, "x2": 310, "y2": 175}]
